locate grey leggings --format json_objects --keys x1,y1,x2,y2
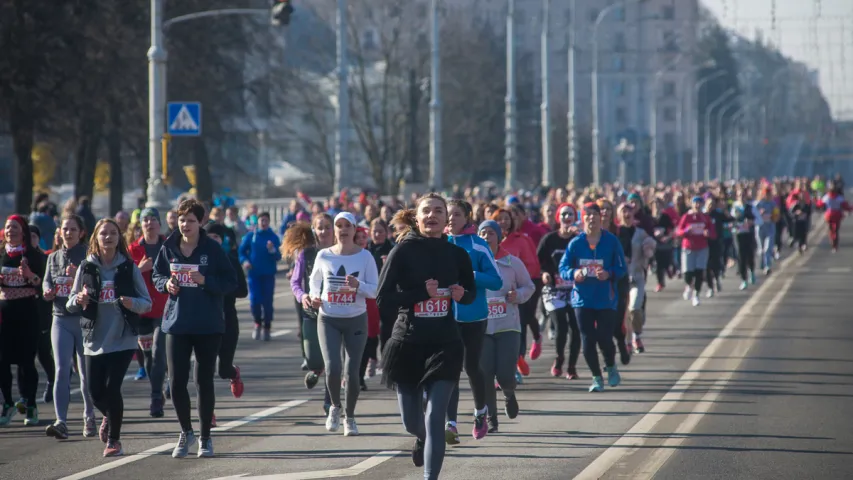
[
  {"x1": 317, "y1": 312, "x2": 368, "y2": 418},
  {"x1": 51, "y1": 316, "x2": 94, "y2": 424},
  {"x1": 397, "y1": 380, "x2": 456, "y2": 480},
  {"x1": 147, "y1": 325, "x2": 167, "y2": 400},
  {"x1": 480, "y1": 331, "x2": 520, "y2": 417}
]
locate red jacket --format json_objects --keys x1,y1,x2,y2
[
  {"x1": 501, "y1": 231, "x2": 541, "y2": 278},
  {"x1": 676, "y1": 212, "x2": 715, "y2": 251},
  {"x1": 520, "y1": 219, "x2": 548, "y2": 248},
  {"x1": 128, "y1": 236, "x2": 168, "y2": 319}
]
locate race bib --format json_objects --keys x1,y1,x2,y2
[
  {"x1": 487, "y1": 296, "x2": 507, "y2": 319},
  {"x1": 54, "y1": 276, "x2": 73, "y2": 298},
  {"x1": 170, "y1": 264, "x2": 199, "y2": 287},
  {"x1": 326, "y1": 278, "x2": 357, "y2": 306},
  {"x1": 579, "y1": 259, "x2": 604, "y2": 277},
  {"x1": 690, "y1": 223, "x2": 705, "y2": 235},
  {"x1": 99, "y1": 281, "x2": 117, "y2": 304},
  {"x1": 554, "y1": 276, "x2": 573, "y2": 289},
  {"x1": 0, "y1": 266, "x2": 25, "y2": 287},
  {"x1": 414, "y1": 288, "x2": 450, "y2": 318}
]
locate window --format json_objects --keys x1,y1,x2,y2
[
  {"x1": 662, "y1": 31, "x2": 679, "y2": 52},
  {"x1": 663, "y1": 107, "x2": 676, "y2": 122},
  {"x1": 662, "y1": 81, "x2": 676, "y2": 97},
  {"x1": 616, "y1": 107, "x2": 628, "y2": 123},
  {"x1": 615, "y1": 81, "x2": 626, "y2": 97},
  {"x1": 612, "y1": 55, "x2": 625, "y2": 72},
  {"x1": 614, "y1": 32, "x2": 626, "y2": 52},
  {"x1": 362, "y1": 28, "x2": 377, "y2": 50},
  {"x1": 388, "y1": 4, "x2": 402, "y2": 18},
  {"x1": 664, "y1": 133, "x2": 677, "y2": 152},
  {"x1": 662, "y1": 5, "x2": 675, "y2": 20},
  {"x1": 589, "y1": 8, "x2": 599, "y2": 22}
]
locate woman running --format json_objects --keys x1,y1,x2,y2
[
  {"x1": 444, "y1": 200, "x2": 502, "y2": 444},
  {"x1": 537, "y1": 203, "x2": 581, "y2": 379},
  {"x1": 598, "y1": 198, "x2": 631, "y2": 364},
  {"x1": 152, "y1": 199, "x2": 237, "y2": 458},
  {"x1": 366, "y1": 218, "x2": 393, "y2": 368},
  {"x1": 284, "y1": 213, "x2": 335, "y2": 413},
  {"x1": 817, "y1": 182, "x2": 852, "y2": 253},
  {"x1": 308, "y1": 212, "x2": 378, "y2": 436},
  {"x1": 378, "y1": 193, "x2": 475, "y2": 480},
  {"x1": 676, "y1": 196, "x2": 715, "y2": 306},
  {"x1": 616, "y1": 204, "x2": 656, "y2": 354},
  {"x1": 67, "y1": 218, "x2": 152, "y2": 456},
  {"x1": 731, "y1": 190, "x2": 757, "y2": 290},
  {"x1": 651, "y1": 197, "x2": 675, "y2": 292},
  {"x1": 558, "y1": 203, "x2": 627, "y2": 392},
  {"x1": 27, "y1": 224, "x2": 56, "y2": 405},
  {"x1": 477, "y1": 219, "x2": 533, "y2": 433},
  {"x1": 704, "y1": 196, "x2": 732, "y2": 297},
  {"x1": 0, "y1": 216, "x2": 45, "y2": 426},
  {"x1": 43, "y1": 214, "x2": 96, "y2": 439},
  {"x1": 754, "y1": 187, "x2": 778, "y2": 275}
]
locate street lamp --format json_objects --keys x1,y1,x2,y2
[
  {"x1": 704, "y1": 88, "x2": 736, "y2": 182},
  {"x1": 505, "y1": 0, "x2": 517, "y2": 192},
  {"x1": 692, "y1": 70, "x2": 726, "y2": 182},
  {"x1": 428, "y1": 0, "x2": 441, "y2": 191},
  {"x1": 540, "y1": 0, "x2": 552, "y2": 187},
  {"x1": 614, "y1": 137, "x2": 635, "y2": 186}
]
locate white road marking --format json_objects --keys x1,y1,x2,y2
[
  {"x1": 574, "y1": 224, "x2": 825, "y2": 480},
  {"x1": 827, "y1": 267, "x2": 852, "y2": 273},
  {"x1": 206, "y1": 451, "x2": 402, "y2": 480},
  {"x1": 270, "y1": 329, "x2": 292, "y2": 338},
  {"x1": 57, "y1": 399, "x2": 308, "y2": 480}
]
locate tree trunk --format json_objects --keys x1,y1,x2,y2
[
  {"x1": 75, "y1": 117, "x2": 101, "y2": 203},
  {"x1": 11, "y1": 101, "x2": 35, "y2": 214},
  {"x1": 192, "y1": 137, "x2": 213, "y2": 203},
  {"x1": 408, "y1": 68, "x2": 420, "y2": 183},
  {"x1": 106, "y1": 104, "x2": 123, "y2": 215}
]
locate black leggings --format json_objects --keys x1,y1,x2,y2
[
  {"x1": 37, "y1": 329, "x2": 55, "y2": 386},
  {"x1": 358, "y1": 336, "x2": 379, "y2": 384},
  {"x1": 518, "y1": 279, "x2": 543, "y2": 356},
  {"x1": 654, "y1": 249, "x2": 672, "y2": 286},
  {"x1": 167, "y1": 333, "x2": 222, "y2": 439},
  {"x1": 614, "y1": 279, "x2": 630, "y2": 351},
  {"x1": 218, "y1": 314, "x2": 239, "y2": 380},
  {"x1": 86, "y1": 349, "x2": 134, "y2": 441},
  {"x1": 706, "y1": 240, "x2": 722, "y2": 288},
  {"x1": 736, "y1": 233, "x2": 755, "y2": 281},
  {"x1": 550, "y1": 306, "x2": 580, "y2": 371},
  {"x1": 447, "y1": 321, "x2": 487, "y2": 421}
]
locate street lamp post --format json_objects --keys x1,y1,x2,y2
[
  {"x1": 147, "y1": 0, "x2": 169, "y2": 209},
  {"x1": 505, "y1": 0, "x2": 517, "y2": 192},
  {"x1": 567, "y1": 0, "x2": 577, "y2": 186},
  {"x1": 614, "y1": 137, "x2": 635, "y2": 186},
  {"x1": 428, "y1": 0, "x2": 442, "y2": 191},
  {"x1": 540, "y1": 0, "x2": 553, "y2": 187},
  {"x1": 704, "y1": 88, "x2": 736, "y2": 182},
  {"x1": 692, "y1": 70, "x2": 726, "y2": 182},
  {"x1": 333, "y1": 0, "x2": 349, "y2": 194}
]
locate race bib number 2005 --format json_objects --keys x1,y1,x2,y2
[
  {"x1": 170, "y1": 264, "x2": 199, "y2": 287},
  {"x1": 414, "y1": 288, "x2": 450, "y2": 318}
]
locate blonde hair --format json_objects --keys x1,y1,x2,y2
[{"x1": 88, "y1": 218, "x2": 130, "y2": 260}]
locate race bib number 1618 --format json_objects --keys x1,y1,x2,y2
[{"x1": 414, "y1": 288, "x2": 450, "y2": 318}]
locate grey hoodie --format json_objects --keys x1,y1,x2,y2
[
  {"x1": 484, "y1": 250, "x2": 534, "y2": 335},
  {"x1": 66, "y1": 253, "x2": 152, "y2": 355}
]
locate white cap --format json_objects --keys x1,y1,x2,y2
[{"x1": 333, "y1": 212, "x2": 358, "y2": 227}]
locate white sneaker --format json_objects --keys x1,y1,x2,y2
[
  {"x1": 691, "y1": 294, "x2": 700, "y2": 307},
  {"x1": 344, "y1": 417, "x2": 359, "y2": 436},
  {"x1": 706, "y1": 289, "x2": 714, "y2": 298},
  {"x1": 325, "y1": 405, "x2": 341, "y2": 432},
  {"x1": 683, "y1": 287, "x2": 692, "y2": 301},
  {"x1": 739, "y1": 281, "x2": 748, "y2": 291}
]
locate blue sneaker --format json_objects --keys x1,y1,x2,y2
[
  {"x1": 589, "y1": 376, "x2": 604, "y2": 393},
  {"x1": 749, "y1": 271, "x2": 756, "y2": 285},
  {"x1": 514, "y1": 371, "x2": 523, "y2": 385},
  {"x1": 134, "y1": 367, "x2": 147, "y2": 381},
  {"x1": 607, "y1": 366, "x2": 621, "y2": 387}
]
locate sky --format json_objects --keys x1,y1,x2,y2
[{"x1": 701, "y1": 0, "x2": 853, "y2": 120}]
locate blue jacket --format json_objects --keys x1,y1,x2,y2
[
  {"x1": 152, "y1": 229, "x2": 238, "y2": 335},
  {"x1": 558, "y1": 231, "x2": 627, "y2": 310},
  {"x1": 239, "y1": 228, "x2": 282, "y2": 277},
  {"x1": 448, "y1": 230, "x2": 503, "y2": 322}
]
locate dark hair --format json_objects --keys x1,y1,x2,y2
[
  {"x1": 259, "y1": 211, "x2": 271, "y2": 220},
  {"x1": 448, "y1": 199, "x2": 473, "y2": 223},
  {"x1": 392, "y1": 192, "x2": 446, "y2": 242},
  {"x1": 176, "y1": 199, "x2": 206, "y2": 222},
  {"x1": 490, "y1": 208, "x2": 515, "y2": 235},
  {"x1": 78, "y1": 196, "x2": 91, "y2": 207},
  {"x1": 60, "y1": 213, "x2": 86, "y2": 235}
]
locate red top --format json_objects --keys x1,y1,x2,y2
[
  {"x1": 128, "y1": 235, "x2": 168, "y2": 319},
  {"x1": 676, "y1": 212, "x2": 716, "y2": 251}
]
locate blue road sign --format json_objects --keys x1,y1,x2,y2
[{"x1": 167, "y1": 102, "x2": 202, "y2": 136}]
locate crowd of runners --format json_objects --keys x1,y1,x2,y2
[{"x1": 0, "y1": 174, "x2": 849, "y2": 479}]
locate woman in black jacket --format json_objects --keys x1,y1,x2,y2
[{"x1": 378, "y1": 193, "x2": 475, "y2": 480}]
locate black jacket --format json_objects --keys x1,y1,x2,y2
[
  {"x1": 376, "y1": 232, "x2": 475, "y2": 344},
  {"x1": 224, "y1": 250, "x2": 248, "y2": 321}
]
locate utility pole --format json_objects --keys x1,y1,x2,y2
[
  {"x1": 505, "y1": 0, "x2": 517, "y2": 192},
  {"x1": 146, "y1": 0, "x2": 169, "y2": 209},
  {"x1": 567, "y1": 0, "x2": 577, "y2": 186},
  {"x1": 540, "y1": 0, "x2": 553, "y2": 187},
  {"x1": 333, "y1": 0, "x2": 349, "y2": 194},
  {"x1": 428, "y1": 0, "x2": 442, "y2": 191}
]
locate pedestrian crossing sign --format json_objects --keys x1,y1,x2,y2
[{"x1": 167, "y1": 102, "x2": 202, "y2": 136}]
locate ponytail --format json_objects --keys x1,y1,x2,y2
[{"x1": 391, "y1": 209, "x2": 418, "y2": 243}]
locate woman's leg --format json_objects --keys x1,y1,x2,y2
[
  {"x1": 166, "y1": 334, "x2": 195, "y2": 433},
  {"x1": 574, "y1": 308, "x2": 603, "y2": 377},
  {"x1": 192, "y1": 334, "x2": 222, "y2": 439},
  {"x1": 51, "y1": 317, "x2": 75, "y2": 424},
  {"x1": 339, "y1": 314, "x2": 368, "y2": 418},
  {"x1": 317, "y1": 314, "x2": 344, "y2": 409},
  {"x1": 479, "y1": 335, "x2": 498, "y2": 418},
  {"x1": 103, "y1": 350, "x2": 134, "y2": 441}
]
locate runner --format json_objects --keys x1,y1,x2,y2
[
  {"x1": 817, "y1": 181, "x2": 852, "y2": 253},
  {"x1": 598, "y1": 198, "x2": 631, "y2": 363},
  {"x1": 308, "y1": 212, "x2": 378, "y2": 436},
  {"x1": 378, "y1": 193, "x2": 475, "y2": 479},
  {"x1": 443, "y1": 200, "x2": 502, "y2": 444},
  {"x1": 152, "y1": 199, "x2": 238, "y2": 458},
  {"x1": 558, "y1": 203, "x2": 627, "y2": 392},
  {"x1": 66, "y1": 218, "x2": 152, "y2": 456},
  {"x1": 731, "y1": 190, "x2": 758, "y2": 290},
  {"x1": 704, "y1": 196, "x2": 732, "y2": 297},
  {"x1": 354, "y1": 226, "x2": 380, "y2": 390},
  {"x1": 0, "y1": 216, "x2": 45, "y2": 426},
  {"x1": 477, "y1": 219, "x2": 533, "y2": 433},
  {"x1": 616, "y1": 204, "x2": 656, "y2": 354},
  {"x1": 676, "y1": 196, "x2": 715, "y2": 306},
  {"x1": 28, "y1": 224, "x2": 55, "y2": 404},
  {"x1": 754, "y1": 187, "x2": 778, "y2": 275},
  {"x1": 366, "y1": 218, "x2": 393, "y2": 370},
  {"x1": 43, "y1": 214, "x2": 96, "y2": 439},
  {"x1": 239, "y1": 211, "x2": 282, "y2": 341},
  {"x1": 537, "y1": 203, "x2": 581, "y2": 379}
]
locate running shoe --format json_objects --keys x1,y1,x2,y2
[
  {"x1": 472, "y1": 409, "x2": 488, "y2": 440},
  {"x1": 504, "y1": 392, "x2": 519, "y2": 419},
  {"x1": 164, "y1": 380, "x2": 171, "y2": 400},
  {"x1": 230, "y1": 365, "x2": 244, "y2": 398},
  {"x1": 99, "y1": 417, "x2": 109, "y2": 443},
  {"x1": 589, "y1": 376, "x2": 604, "y2": 393},
  {"x1": 172, "y1": 430, "x2": 197, "y2": 458},
  {"x1": 323, "y1": 402, "x2": 331, "y2": 415},
  {"x1": 83, "y1": 416, "x2": 97, "y2": 438},
  {"x1": 326, "y1": 405, "x2": 341, "y2": 432},
  {"x1": 150, "y1": 396, "x2": 165, "y2": 418},
  {"x1": 565, "y1": 366, "x2": 579, "y2": 380},
  {"x1": 262, "y1": 327, "x2": 271, "y2": 341},
  {"x1": 304, "y1": 371, "x2": 319, "y2": 389},
  {"x1": 367, "y1": 358, "x2": 377, "y2": 377},
  {"x1": 682, "y1": 286, "x2": 692, "y2": 301},
  {"x1": 633, "y1": 338, "x2": 645, "y2": 354},
  {"x1": 211, "y1": 414, "x2": 217, "y2": 428},
  {"x1": 14, "y1": 398, "x2": 25, "y2": 414},
  {"x1": 103, "y1": 439, "x2": 123, "y2": 457},
  {"x1": 706, "y1": 289, "x2": 715, "y2": 298},
  {"x1": 444, "y1": 424, "x2": 460, "y2": 445},
  {"x1": 134, "y1": 367, "x2": 147, "y2": 381},
  {"x1": 46, "y1": 421, "x2": 69, "y2": 440},
  {"x1": 550, "y1": 359, "x2": 563, "y2": 377},
  {"x1": 301, "y1": 359, "x2": 310, "y2": 371},
  {"x1": 618, "y1": 342, "x2": 631, "y2": 365},
  {"x1": 0, "y1": 403, "x2": 16, "y2": 425},
  {"x1": 749, "y1": 271, "x2": 756, "y2": 285},
  {"x1": 24, "y1": 406, "x2": 38, "y2": 426},
  {"x1": 344, "y1": 418, "x2": 359, "y2": 436},
  {"x1": 655, "y1": 284, "x2": 664, "y2": 293},
  {"x1": 517, "y1": 356, "x2": 530, "y2": 376},
  {"x1": 514, "y1": 371, "x2": 523, "y2": 385},
  {"x1": 739, "y1": 281, "x2": 748, "y2": 291},
  {"x1": 43, "y1": 383, "x2": 53, "y2": 404},
  {"x1": 764, "y1": 268, "x2": 772, "y2": 276},
  {"x1": 198, "y1": 437, "x2": 214, "y2": 458},
  {"x1": 691, "y1": 294, "x2": 700, "y2": 307},
  {"x1": 607, "y1": 365, "x2": 622, "y2": 387},
  {"x1": 252, "y1": 325, "x2": 262, "y2": 340},
  {"x1": 529, "y1": 337, "x2": 543, "y2": 360},
  {"x1": 495, "y1": 382, "x2": 502, "y2": 391},
  {"x1": 412, "y1": 438, "x2": 425, "y2": 467},
  {"x1": 487, "y1": 415, "x2": 499, "y2": 433}
]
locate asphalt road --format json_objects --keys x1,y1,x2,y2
[{"x1": 1, "y1": 219, "x2": 850, "y2": 480}]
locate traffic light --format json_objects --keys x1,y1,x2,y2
[{"x1": 271, "y1": 0, "x2": 294, "y2": 26}]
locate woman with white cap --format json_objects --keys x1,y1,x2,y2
[{"x1": 308, "y1": 211, "x2": 379, "y2": 436}]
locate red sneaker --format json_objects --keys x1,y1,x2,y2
[
  {"x1": 655, "y1": 284, "x2": 664, "y2": 292},
  {"x1": 529, "y1": 338, "x2": 543, "y2": 360},
  {"x1": 211, "y1": 413, "x2": 217, "y2": 428},
  {"x1": 516, "y1": 356, "x2": 530, "y2": 376},
  {"x1": 230, "y1": 366, "x2": 244, "y2": 398}
]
